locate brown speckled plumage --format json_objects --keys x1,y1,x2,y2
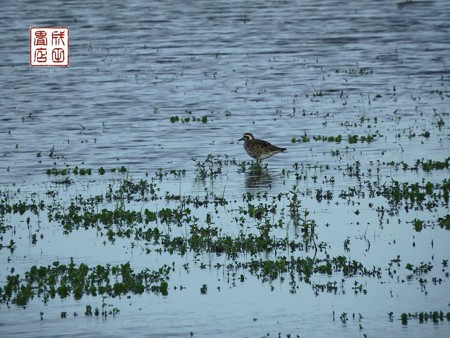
[{"x1": 238, "y1": 133, "x2": 286, "y2": 160}]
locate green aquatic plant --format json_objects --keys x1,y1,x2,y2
[
  {"x1": 397, "y1": 311, "x2": 450, "y2": 324},
  {"x1": 192, "y1": 154, "x2": 225, "y2": 180},
  {"x1": 419, "y1": 157, "x2": 450, "y2": 171},
  {"x1": 291, "y1": 134, "x2": 310, "y2": 143},
  {"x1": 1, "y1": 148, "x2": 448, "y2": 327},
  {"x1": 438, "y1": 215, "x2": 450, "y2": 230},
  {"x1": 47, "y1": 166, "x2": 127, "y2": 176},
  {"x1": 401, "y1": 313, "x2": 408, "y2": 325},
  {"x1": 313, "y1": 135, "x2": 343, "y2": 143},
  {"x1": 169, "y1": 113, "x2": 208, "y2": 124},
  {"x1": 420, "y1": 131, "x2": 430, "y2": 138},
  {"x1": 405, "y1": 261, "x2": 433, "y2": 275},
  {"x1": 0, "y1": 260, "x2": 171, "y2": 306},
  {"x1": 413, "y1": 218, "x2": 424, "y2": 232},
  {"x1": 287, "y1": 184, "x2": 302, "y2": 218},
  {"x1": 46, "y1": 165, "x2": 71, "y2": 176},
  {"x1": 72, "y1": 167, "x2": 92, "y2": 175},
  {"x1": 346, "y1": 133, "x2": 379, "y2": 144}
]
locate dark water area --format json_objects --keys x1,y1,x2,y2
[{"x1": 0, "y1": 0, "x2": 449, "y2": 337}]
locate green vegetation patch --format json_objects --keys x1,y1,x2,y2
[{"x1": 0, "y1": 260, "x2": 171, "y2": 306}]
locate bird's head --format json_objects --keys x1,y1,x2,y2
[{"x1": 238, "y1": 133, "x2": 254, "y2": 142}]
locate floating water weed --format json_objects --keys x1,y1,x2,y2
[
  {"x1": 287, "y1": 185, "x2": 302, "y2": 218},
  {"x1": 0, "y1": 260, "x2": 171, "y2": 306},
  {"x1": 192, "y1": 154, "x2": 225, "y2": 180},
  {"x1": 46, "y1": 165, "x2": 70, "y2": 176},
  {"x1": 1, "y1": 135, "x2": 448, "y2": 332},
  {"x1": 437, "y1": 215, "x2": 450, "y2": 230},
  {"x1": 412, "y1": 219, "x2": 424, "y2": 232},
  {"x1": 397, "y1": 311, "x2": 450, "y2": 324},
  {"x1": 291, "y1": 134, "x2": 310, "y2": 143},
  {"x1": 401, "y1": 313, "x2": 408, "y2": 325},
  {"x1": 347, "y1": 133, "x2": 379, "y2": 144},
  {"x1": 72, "y1": 167, "x2": 92, "y2": 175},
  {"x1": 405, "y1": 262, "x2": 433, "y2": 275},
  {"x1": 386, "y1": 157, "x2": 450, "y2": 172},
  {"x1": 47, "y1": 166, "x2": 126, "y2": 177},
  {"x1": 313, "y1": 135, "x2": 343, "y2": 143},
  {"x1": 169, "y1": 112, "x2": 208, "y2": 124}
]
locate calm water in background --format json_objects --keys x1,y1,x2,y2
[
  {"x1": 1, "y1": 0, "x2": 449, "y2": 337},
  {"x1": 1, "y1": 0, "x2": 449, "y2": 183}
]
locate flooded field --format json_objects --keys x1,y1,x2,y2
[{"x1": 1, "y1": 0, "x2": 449, "y2": 337}]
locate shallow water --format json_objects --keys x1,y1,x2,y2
[{"x1": 1, "y1": 0, "x2": 450, "y2": 337}]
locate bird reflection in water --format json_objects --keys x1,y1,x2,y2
[{"x1": 244, "y1": 162, "x2": 274, "y2": 189}]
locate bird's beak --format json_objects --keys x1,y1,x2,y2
[{"x1": 238, "y1": 137, "x2": 244, "y2": 141}]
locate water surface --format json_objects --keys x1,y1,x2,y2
[{"x1": 0, "y1": 0, "x2": 449, "y2": 337}]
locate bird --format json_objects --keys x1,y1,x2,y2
[{"x1": 238, "y1": 133, "x2": 286, "y2": 161}]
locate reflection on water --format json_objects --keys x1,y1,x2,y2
[{"x1": 243, "y1": 163, "x2": 274, "y2": 190}]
